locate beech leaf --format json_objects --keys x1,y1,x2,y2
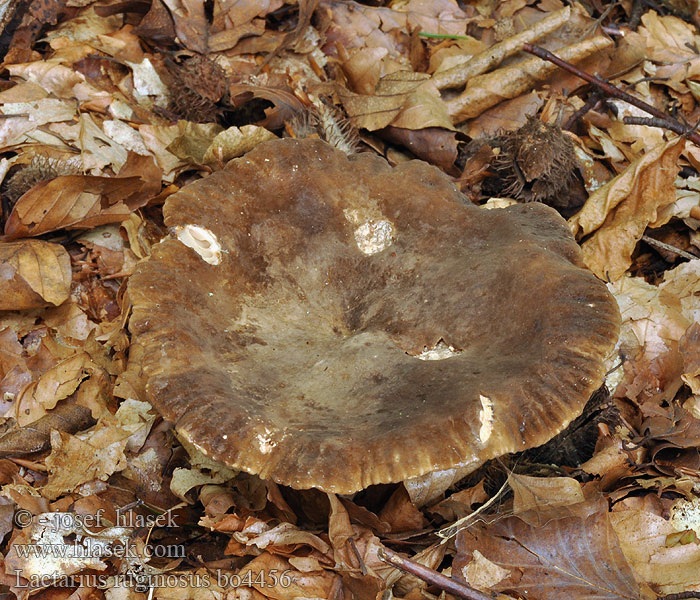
[
  {"x1": 454, "y1": 502, "x2": 655, "y2": 600},
  {"x1": 0, "y1": 240, "x2": 71, "y2": 309}
]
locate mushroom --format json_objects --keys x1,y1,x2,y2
[{"x1": 127, "y1": 138, "x2": 620, "y2": 493}]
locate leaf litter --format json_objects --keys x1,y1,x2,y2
[{"x1": 0, "y1": 1, "x2": 700, "y2": 599}]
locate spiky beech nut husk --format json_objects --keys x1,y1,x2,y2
[
  {"x1": 487, "y1": 117, "x2": 579, "y2": 205},
  {"x1": 178, "y1": 55, "x2": 227, "y2": 103},
  {"x1": 1, "y1": 156, "x2": 80, "y2": 204},
  {"x1": 167, "y1": 55, "x2": 227, "y2": 123}
]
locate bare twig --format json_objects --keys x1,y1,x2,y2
[
  {"x1": 377, "y1": 546, "x2": 492, "y2": 600},
  {"x1": 641, "y1": 234, "x2": 698, "y2": 261},
  {"x1": 522, "y1": 44, "x2": 700, "y2": 147},
  {"x1": 349, "y1": 538, "x2": 368, "y2": 576},
  {"x1": 564, "y1": 92, "x2": 603, "y2": 130},
  {"x1": 437, "y1": 477, "x2": 509, "y2": 540},
  {"x1": 623, "y1": 116, "x2": 690, "y2": 139}
]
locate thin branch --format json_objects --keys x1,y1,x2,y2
[
  {"x1": 623, "y1": 116, "x2": 690, "y2": 139},
  {"x1": 641, "y1": 234, "x2": 698, "y2": 261},
  {"x1": 522, "y1": 44, "x2": 700, "y2": 147},
  {"x1": 377, "y1": 546, "x2": 493, "y2": 600}
]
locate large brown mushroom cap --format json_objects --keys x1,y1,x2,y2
[{"x1": 127, "y1": 138, "x2": 620, "y2": 493}]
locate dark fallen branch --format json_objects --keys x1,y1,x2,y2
[{"x1": 522, "y1": 43, "x2": 700, "y2": 147}]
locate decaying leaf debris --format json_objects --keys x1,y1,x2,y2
[{"x1": 0, "y1": 1, "x2": 700, "y2": 599}]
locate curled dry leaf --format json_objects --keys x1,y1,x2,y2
[
  {"x1": 570, "y1": 137, "x2": 686, "y2": 281},
  {"x1": 447, "y1": 35, "x2": 613, "y2": 124},
  {"x1": 0, "y1": 403, "x2": 95, "y2": 457},
  {"x1": 0, "y1": 240, "x2": 71, "y2": 310},
  {"x1": 432, "y1": 6, "x2": 572, "y2": 90},
  {"x1": 3, "y1": 154, "x2": 161, "y2": 240}
]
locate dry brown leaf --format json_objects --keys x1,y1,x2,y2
[
  {"x1": 609, "y1": 263, "x2": 698, "y2": 404},
  {"x1": 3, "y1": 154, "x2": 161, "y2": 240},
  {"x1": 0, "y1": 403, "x2": 95, "y2": 457},
  {"x1": 341, "y1": 71, "x2": 454, "y2": 132},
  {"x1": 0, "y1": 240, "x2": 71, "y2": 309},
  {"x1": 379, "y1": 126, "x2": 458, "y2": 170},
  {"x1": 238, "y1": 553, "x2": 344, "y2": 599},
  {"x1": 0, "y1": 98, "x2": 77, "y2": 149},
  {"x1": 17, "y1": 351, "x2": 94, "y2": 418},
  {"x1": 42, "y1": 399, "x2": 155, "y2": 500},
  {"x1": 320, "y1": 0, "x2": 467, "y2": 58},
  {"x1": 570, "y1": 137, "x2": 686, "y2": 281},
  {"x1": 454, "y1": 499, "x2": 655, "y2": 600},
  {"x1": 427, "y1": 479, "x2": 488, "y2": 521},
  {"x1": 161, "y1": 0, "x2": 208, "y2": 53},
  {"x1": 202, "y1": 125, "x2": 277, "y2": 165},
  {"x1": 5, "y1": 60, "x2": 109, "y2": 103},
  {"x1": 378, "y1": 486, "x2": 425, "y2": 533},
  {"x1": 328, "y1": 493, "x2": 354, "y2": 549},
  {"x1": 341, "y1": 47, "x2": 390, "y2": 95},
  {"x1": 42, "y1": 429, "x2": 128, "y2": 500}
]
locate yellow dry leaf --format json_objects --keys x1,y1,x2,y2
[
  {"x1": 41, "y1": 399, "x2": 155, "y2": 500},
  {"x1": 42, "y1": 302, "x2": 97, "y2": 341},
  {"x1": 0, "y1": 240, "x2": 71, "y2": 310},
  {"x1": 570, "y1": 137, "x2": 685, "y2": 281},
  {"x1": 202, "y1": 125, "x2": 277, "y2": 166},
  {"x1": 138, "y1": 124, "x2": 187, "y2": 182},
  {"x1": 461, "y1": 550, "x2": 511, "y2": 593},
  {"x1": 6, "y1": 60, "x2": 107, "y2": 102},
  {"x1": 611, "y1": 509, "x2": 700, "y2": 595},
  {"x1": 42, "y1": 429, "x2": 128, "y2": 500},
  {"x1": 0, "y1": 98, "x2": 77, "y2": 148},
  {"x1": 341, "y1": 71, "x2": 454, "y2": 131},
  {"x1": 78, "y1": 112, "x2": 129, "y2": 172},
  {"x1": 26, "y1": 352, "x2": 94, "y2": 411},
  {"x1": 609, "y1": 260, "x2": 700, "y2": 404},
  {"x1": 509, "y1": 473, "x2": 586, "y2": 515}
]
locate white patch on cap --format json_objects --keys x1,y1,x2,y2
[
  {"x1": 479, "y1": 394, "x2": 493, "y2": 443},
  {"x1": 175, "y1": 225, "x2": 221, "y2": 265},
  {"x1": 257, "y1": 429, "x2": 277, "y2": 454},
  {"x1": 414, "y1": 340, "x2": 461, "y2": 361},
  {"x1": 344, "y1": 208, "x2": 394, "y2": 255},
  {"x1": 353, "y1": 220, "x2": 394, "y2": 255}
]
